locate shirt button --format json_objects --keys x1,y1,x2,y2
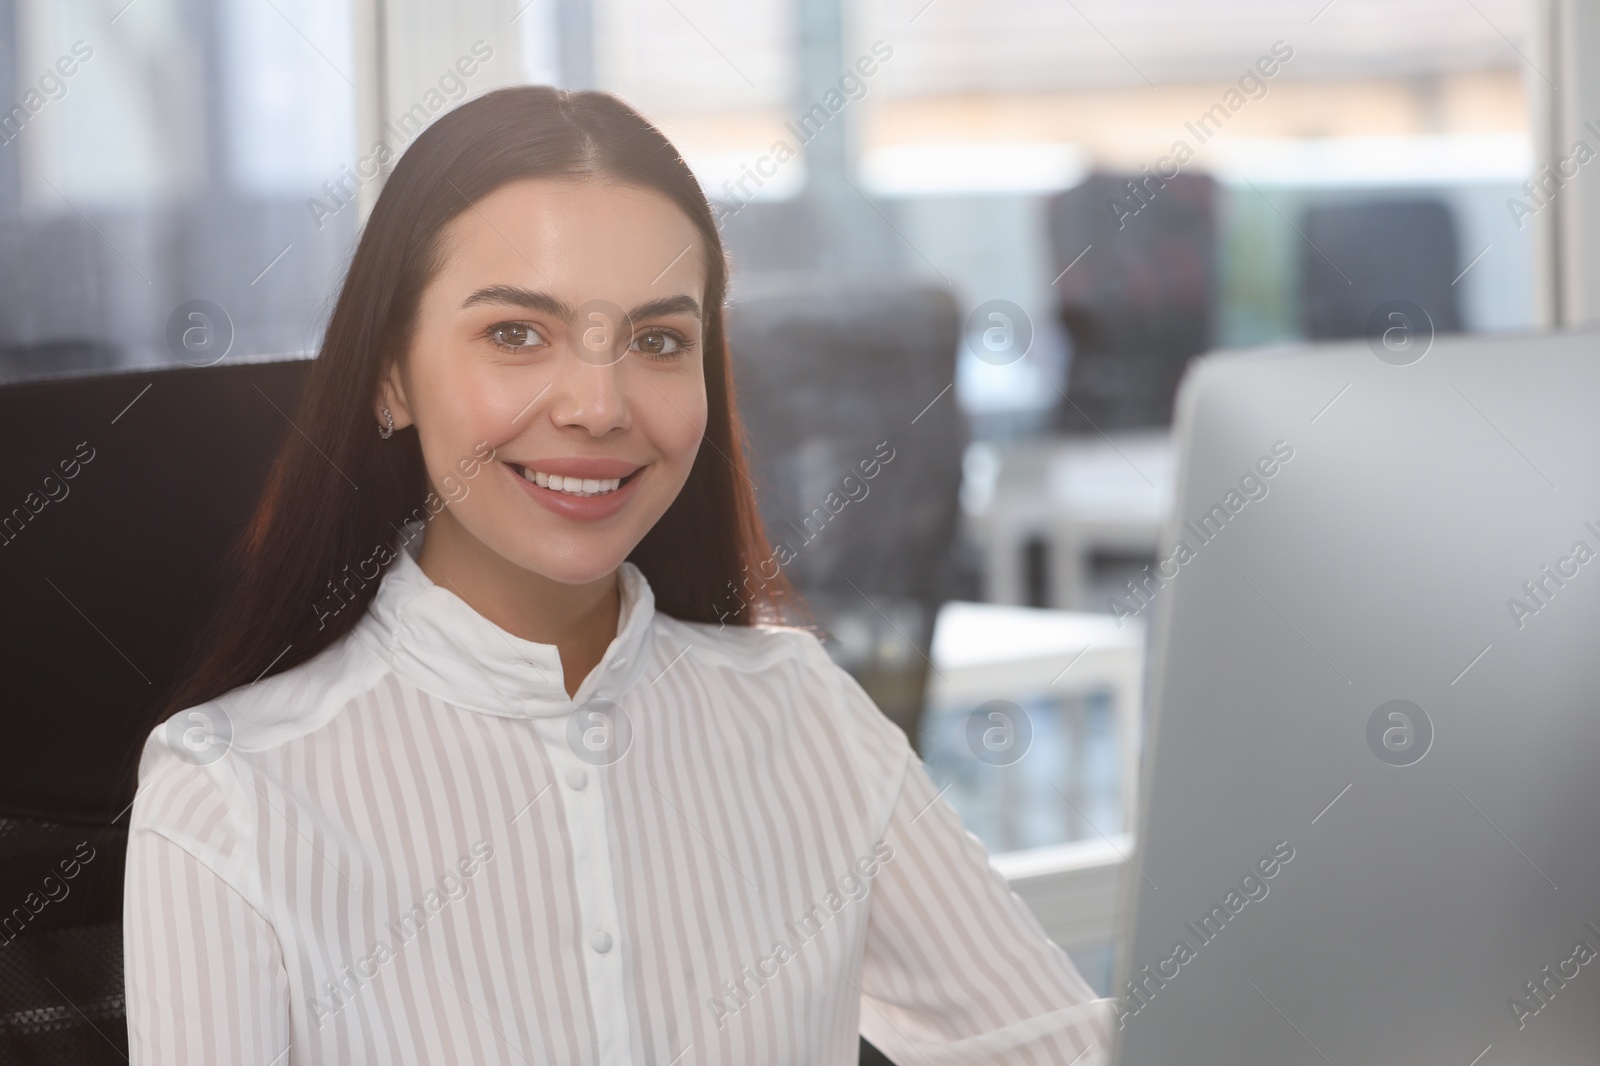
[
  {"x1": 590, "y1": 928, "x2": 613, "y2": 954},
  {"x1": 566, "y1": 768, "x2": 588, "y2": 791}
]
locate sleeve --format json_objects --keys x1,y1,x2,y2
[
  {"x1": 123, "y1": 759, "x2": 293, "y2": 1064},
  {"x1": 858, "y1": 749, "x2": 1116, "y2": 1066}
]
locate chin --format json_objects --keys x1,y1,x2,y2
[
  {"x1": 530, "y1": 558, "x2": 632, "y2": 587},
  {"x1": 506, "y1": 536, "x2": 640, "y2": 588}
]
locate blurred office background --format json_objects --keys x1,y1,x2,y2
[{"x1": 3, "y1": 0, "x2": 1589, "y2": 1052}]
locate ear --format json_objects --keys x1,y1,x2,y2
[{"x1": 374, "y1": 361, "x2": 416, "y2": 432}]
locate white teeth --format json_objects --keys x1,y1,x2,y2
[{"x1": 519, "y1": 466, "x2": 624, "y2": 497}]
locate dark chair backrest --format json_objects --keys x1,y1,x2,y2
[
  {"x1": 1044, "y1": 170, "x2": 1219, "y2": 432},
  {"x1": 0, "y1": 352, "x2": 310, "y2": 820},
  {"x1": 726, "y1": 275, "x2": 966, "y2": 742},
  {"x1": 1298, "y1": 197, "x2": 1462, "y2": 340},
  {"x1": 0, "y1": 351, "x2": 309, "y2": 1064}
]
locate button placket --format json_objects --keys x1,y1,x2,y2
[{"x1": 537, "y1": 711, "x2": 633, "y2": 1066}]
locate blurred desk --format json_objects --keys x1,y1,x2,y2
[
  {"x1": 925, "y1": 601, "x2": 1145, "y2": 838},
  {"x1": 968, "y1": 430, "x2": 1173, "y2": 611}
]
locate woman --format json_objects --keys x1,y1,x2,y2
[{"x1": 121, "y1": 86, "x2": 1112, "y2": 1065}]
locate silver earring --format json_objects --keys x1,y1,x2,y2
[{"x1": 379, "y1": 405, "x2": 394, "y2": 439}]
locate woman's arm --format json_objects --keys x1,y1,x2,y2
[
  {"x1": 858, "y1": 749, "x2": 1115, "y2": 1065},
  {"x1": 123, "y1": 824, "x2": 292, "y2": 1064}
]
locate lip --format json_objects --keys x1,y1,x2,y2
[
  {"x1": 514, "y1": 457, "x2": 643, "y2": 480},
  {"x1": 503, "y1": 460, "x2": 644, "y2": 522}
]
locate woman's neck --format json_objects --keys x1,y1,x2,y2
[{"x1": 414, "y1": 513, "x2": 621, "y2": 700}]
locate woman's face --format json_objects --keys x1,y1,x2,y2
[{"x1": 381, "y1": 177, "x2": 709, "y2": 586}]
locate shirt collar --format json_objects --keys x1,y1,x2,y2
[{"x1": 352, "y1": 520, "x2": 657, "y2": 718}]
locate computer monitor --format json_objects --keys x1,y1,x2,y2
[{"x1": 1115, "y1": 328, "x2": 1600, "y2": 1065}]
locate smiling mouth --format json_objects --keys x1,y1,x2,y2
[{"x1": 511, "y1": 464, "x2": 639, "y2": 498}]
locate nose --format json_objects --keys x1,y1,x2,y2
[{"x1": 547, "y1": 348, "x2": 631, "y2": 437}]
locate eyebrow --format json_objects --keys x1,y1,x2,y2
[{"x1": 461, "y1": 285, "x2": 701, "y2": 321}]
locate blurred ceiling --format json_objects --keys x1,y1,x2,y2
[
  {"x1": 880, "y1": 0, "x2": 1532, "y2": 91},
  {"x1": 600, "y1": 0, "x2": 1532, "y2": 111}
]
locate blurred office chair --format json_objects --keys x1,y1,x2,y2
[
  {"x1": 1298, "y1": 196, "x2": 1462, "y2": 339},
  {"x1": 981, "y1": 173, "x2": 1208, "y2": 613},
  {"x1": 0, "y1": 351, "x2": 310, "y2": 1063},
  {"x1": 1044, "y1": 170, "x2": 1218, "y2": 433},
  {"x1": 726, "y1": 275, "x2": 967, "y2": 746}
]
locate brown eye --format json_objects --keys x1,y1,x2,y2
[
  {"x1": 631, "y1": 329, "x2": 682, "y2": 358},
  {"x1": 489, "y1": 322, "x2": 542, "y2": 349}
]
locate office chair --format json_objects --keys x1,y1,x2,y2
[
  {"x1": 0, "y1": 349, "x2": 311, "y2": 1064},
  {"x1": 1044, "y1": 170, "x2": 1218, "y2": 432},
  {"x1": 1298, "y1": 196, "x2": 1463, "y2": 339},
  {"x1": 725, "y1": 274, "x2": 968, "y2": 748},
  {"x1": 0, "y1": 342, "x2": 933, "y2": 1066}
]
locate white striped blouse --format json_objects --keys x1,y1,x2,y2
[{"x1": 123, "y1": 523, "x2": 1114, "y2": 1065}]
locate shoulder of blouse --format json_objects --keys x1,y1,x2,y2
[
  {"x1": 645, "y1": 612, "x2": 828, "y2": 671},
  {"x1": 126, "y1": 626, "x2": 391, "y2": 885},
  {"x1": 648, "y1": 613, "x2": 913, "y2": 822},
  {"x1": 141, "y1": 620, "x2": 393, "y2": 771}
]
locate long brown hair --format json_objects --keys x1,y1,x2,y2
[{"x1": 119, "y1": 86, "x2": 794, "y2": 799}]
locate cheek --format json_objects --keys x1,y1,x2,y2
[
  {"x1": 413, "y1": 359, "x2": 524, "y2": 468},
  {"x1": 643, "y1": 376, "x2": 708, "y2": 473}
]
